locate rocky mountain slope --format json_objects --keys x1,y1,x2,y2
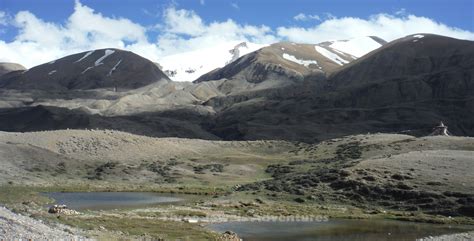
[
  {"x1": 0, "y1": 105, "x2": 218, "y2": 139},
  {"x1": 0, "y1": 34, "x2": 472, "y2": 142},
  {"x1": 210, "y1": 34, "x2": 474, "y2": 141},
  {"x1": 0, "y1": 49, "x2": 170, "y2": 91},
  {"x1": 189, "y1": 36, "x2": 386, "y2": 112},
  {"x1": 194, "y1": 36, "x2": 385, "y2": 92},
  {"x1": 329, "y1": 34, "x2": 474, "y2": 91}
]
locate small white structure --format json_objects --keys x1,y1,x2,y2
[
  {"x1": 182, "y1": 218, "x2": 199, "y2": 223},
  {"x1": 430, "y1": 121, "x2": 451, "y2": 136}
]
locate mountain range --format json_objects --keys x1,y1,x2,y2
[{"x1": 0, "y1": 33, "x2": 472, "y2": 142}]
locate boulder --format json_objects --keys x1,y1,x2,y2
[
  {"x1": 217, "y1": 231, "x2": 242, "y2": 241},
  {"x1": 48, "y1": 204, "x2": 79, "y2": 215}
]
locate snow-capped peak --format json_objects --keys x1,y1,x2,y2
[{"x1": 158, "y1": 41, "x2": 267, "y2": 82}]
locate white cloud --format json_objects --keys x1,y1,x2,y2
[
  {"x1": 0, "y1": 1, "x2": 473, "y2": 70},
  {"x1": 324, "y1": 12, "x2": 336, "y2": 20},
  {"x1": 294, "y1": 13, "x2": 320, "y2": 21},
  {"x1": 231, "y1": 3, "x2": 239, "y2": 10},
  {"x1": 0, "y1": 11, "x2": 8, "y2": 26},
  {"x1": 199, "y1": 0, "x2": 205, "y2": 5},
  {"x1": 156, "y1": 7, "x2": 276, "y2": 56},
  {"x1": 395, "y1": 8, "x2": 407, "y2": 16},
  {"x1": 162, "y1": 7, "x2": 206, "y2": 36},
  {"x1": 0, "y1": 1, "x2": 275, "y2": 68},
  {"x1": 278, "y1": 13, "x2": 474, "y2": 43},
  {"x1": 0, "y1": 1, "x2": 158, "y2": 67},
  {"x1": 69, "y1": 2, "x2": 147, "y2": 43}
]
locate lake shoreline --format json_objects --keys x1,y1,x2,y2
[
  {"x1": 2, "y1": 202, "x2": 472, "y2": 241},
  {"x1": 1, "y1": 186, "x2": 473, "y2": 240}
]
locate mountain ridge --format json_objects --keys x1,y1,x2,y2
[{"x1": 0, "y1": 34, "x2": 472, "y2": 142}]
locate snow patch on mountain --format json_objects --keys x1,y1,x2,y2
[
  {"x1": 48, "y1": 70, "x2": 57, "y2": 75},
  {"x1": 108, "y1": 59, "x2": 122, "y2": 76},
  {"x1": 315, "y1": 46, "x2": 349, "y2": 66},
  {"x1": 158, "y1": 41, "x2": 266, "y2": 82},
  {"x1": 81, "y1": 66, "x2": 93, "y2": 74},
  {"x1": 413, "y1": 34, "x2": 424, "y2": 39},
  {"x1": 75, "y1": 50, "x2": 95, "y2": 63},
  {"x1": 95, "y1": 50, "x2": 115, "y2": 66},
  {"x1": 328, "y1": 36, "x2": 383, "y2": 58},
  {"x1": 282, "y1": 53, "x2": 318, "y2": 67}
]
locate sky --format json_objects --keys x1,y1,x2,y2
[{"x1": 0, "y1": 0, "x2": 473, "y2": 68}]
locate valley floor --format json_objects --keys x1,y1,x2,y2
[{"x1": 0, "y1": 130, "x2": 473, "y2": 240}]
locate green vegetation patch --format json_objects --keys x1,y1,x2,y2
[
  {"x1": 59, "y1": 215, "x2": 217, "y2": 240},
  {"x1": 0, "y1": 185, "x2": 53, "y2": 206}
]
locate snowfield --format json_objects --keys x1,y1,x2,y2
[{"x1": 329, "y1": 36, "x2": 384, "y2": 58}]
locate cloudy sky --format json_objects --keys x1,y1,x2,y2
[{"x1": 0, "y1": 0, "x2": 473, "y2": 68}]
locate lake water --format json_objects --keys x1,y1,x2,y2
[
  {"x1": 208, "y1": 219, "x2": 473, "y2": 241},
  {"x1": 43, "y1": 192, "x2": 183, "y2": 210},
  {"x1": 43, "y1": 192, "x2": 473, "y2": 240}
]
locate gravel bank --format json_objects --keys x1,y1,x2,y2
[
  {"x1": 0, "y1": 206, "x2": 86, "y2": 240},
  {"x1": 417, "y1": 231, "x2": 474, "y2": 241}
]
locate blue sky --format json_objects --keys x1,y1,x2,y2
[
  {"x1": 0, "y1": 0, "x2": 473, "y2": 67},
  {"x1": 2, "y1": 0, "x2": 472, "y2": 30}
]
